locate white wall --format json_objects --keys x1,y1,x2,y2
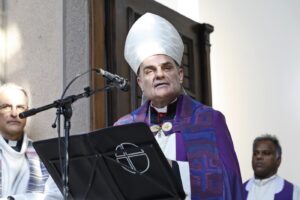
[
  {"x1": 156, "y1": 0, "x2": 300, "y2": 185},
  {"x1": 1, "y1": 0, "x2": 64, "y2": 140}
]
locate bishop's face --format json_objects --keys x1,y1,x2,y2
[{"x1": 137, "y1": 54, "x2": 183, "y2": 108}]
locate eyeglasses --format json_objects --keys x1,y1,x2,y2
[{"x1": 0, "y1": 104, "x2": 28, "y2": 113}]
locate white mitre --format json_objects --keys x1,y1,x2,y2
[{"x1": 124, "y1": 13, "x2": 184, "y2": 74}]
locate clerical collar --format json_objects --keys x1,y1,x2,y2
[
  {"x1": 150, "y1": 98, "x2": 178, "y2": 125},
  {"x1": 254, "y1": 174, "x2": 277, "y2": 186},
  {"x1": 150, "y1": 98, "x2": 178, "y2": 113},
  {"x1": 4, "y1": 135, "x2": 24, "y2": 152}
]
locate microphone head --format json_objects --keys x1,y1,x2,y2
[
  {"x1": 19, "y1": 112, "x2": 26, "y2": 119},
  {"x1": 96, "y1": 68, "x2": 130, "y2": 92},
  {"x1": 120, "y1": 80, "x2": 130, "y2": 92},
  {"x1": 95, "y1": 68, "x2": 103, "y2": 75}
]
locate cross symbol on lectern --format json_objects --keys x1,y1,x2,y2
[{"x1": 115, "y1": 143, "x2": 150, "y2": 174}]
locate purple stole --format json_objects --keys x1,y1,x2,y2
[
  {"x1": 114, "y1": 95, "x2": 244, "y2": 200},
  {"x1": 244, "y1": 179, "x2": 294, "y2": 200},
  {"x1": 25, "y1": 141, "x2": 49, "y2": 193},
  {"x1": 275, "y1": 180, "x2": 293, "y2": 200}
]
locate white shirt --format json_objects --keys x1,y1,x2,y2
[
  {"x1": 155, "y1": 131, "x2": 191, "y2": 200},
  {"x1": 0, "y1": 134, "x2": 30, "y2": 197},
  {"x1": 152, "y1": 104, "x2": 191, "y2": 200}
]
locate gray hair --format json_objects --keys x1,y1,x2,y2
[
  {"x1": 0, "y1": 83, "x2": 28, "y2": 97},
  {"x1": 253, "y1": 134, "x2": 282, "y2": 159}
]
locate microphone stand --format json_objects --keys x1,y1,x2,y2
[{"x1": 20, "y1": 84, "x2": 115, "y2": 200}]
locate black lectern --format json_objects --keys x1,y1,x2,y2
[{"x1": 33, "y1": 122, "x2": 186, "y2": 200}]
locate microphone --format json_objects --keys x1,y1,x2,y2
[
  {"x1": 19, "y1": 108, "x2": 39, "y2": 119},
  {"x1": 96, "y1": 68, "x2": 129, "y2": 91}
]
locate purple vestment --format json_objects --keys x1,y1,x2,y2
[{"x1": 114, "y1": 95, "x2": 244, "y2": 199}]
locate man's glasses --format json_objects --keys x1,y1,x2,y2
[{"x1": 0, "y1": 104, "x2": 28, "y2": 113}]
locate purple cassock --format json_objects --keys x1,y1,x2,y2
[{"x1": 114, "y1": 95, "x2": 245, "y2": 200}]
